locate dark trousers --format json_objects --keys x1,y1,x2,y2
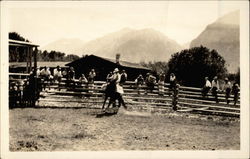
[
  {"x1": 202, "y1": 87, "x2": 210, "y2": 98},
  {"x1": 212, "y1": 87, "x2": 218, "y2": 103},
  {"x1": 225, "y1": 88, "x2": 231, "y2": 104},
  {"x1": 233, "y1": 92, "x2": 239, "y2": 105}
]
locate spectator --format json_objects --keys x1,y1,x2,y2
[
  {"x1": 47, "y1": 67, "x2": 53, "y2": 90},
  {"x1": 62, "y1": 68, "x2": 68, "y2": 78},
  {"x1": 223, "y1": 78, "x2": 232, "y2": 104},
  {"x1": 68, "y1": 67, "x2": 75, "y2": 89},
  {"x1": 135, "y1": 74, "x2": 144, "y2": 94},
  {"x1": 202, "y1": 77, "x2": 211, "y2": 98},
  {"x1": 40, "y1": 66, "x2": 51, "y2": 90},
  {"x1": 53, "y1": 66, "x2": 62, "y2": 83},
  {"x1": 9, "y1": 82, "x2": 18, "y2": 108},
  {"x1": 232, "y1": 83, "x2": 240, "y2": 105},
  {"x1": 18, "y1": 81, "x2": 25, "y2": 107},
  {"x1": 169, "y1": 73, "x2": 176, "y2": 90},
  {"x1": 88, "y1": 69, "x2": 96, "y2": 93},
  {"x1": 79, "y1": 73, "x2": 88, "y2": 84},
  {"x1": 211, "y1": 76, "x2": 220, "y2": 103},
  {"x1": 106, "y1": 71, "x2": 113, "y2": 83},
  {"x1": 88, "y1": 69, "x2": 96, "y2": 83},
  {"x1": 120, "y1": 70, "x2": 127, "y2": 86},
  {"x1": 36, "y1": 67, "x2": 41, "y2": 77},
  {"x1": 145, "y1": 73, "x2": 156, "y2": 94},
  {"x1": 27, "y1": 71, "x2": 37, "y2": 107},
  {"x1": 158, "y1": 72, "x2": 166, "y2": 96}
]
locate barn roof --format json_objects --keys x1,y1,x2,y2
[
  {"x1": 66, "y1": 54, "x2": 150, "y2": 70},
  {"x1": 9, "y1": 39, "x2": 39, "y2": 47},
  {"x1": 9, "y1": 61, "x2": 69, "y2": 68}
]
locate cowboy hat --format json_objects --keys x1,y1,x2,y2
[{"x1": 114, "y1": 68, "x2": 119, "y2": 73}]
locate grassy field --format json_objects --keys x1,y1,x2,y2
[{"x1": 9, "y1": 106, "x2": 240, "y2": 151}]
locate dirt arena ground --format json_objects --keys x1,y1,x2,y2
[{"x1": 9, "y1": 107, "x2": 240, "y2": 151}]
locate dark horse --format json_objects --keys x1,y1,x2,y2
[{"x1": 102, "y1": 82, "x2": 126, "y2": 110}]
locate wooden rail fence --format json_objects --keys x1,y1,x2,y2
[{"x1": 9, "y1": 74, "x2": 240, "y2": 117}]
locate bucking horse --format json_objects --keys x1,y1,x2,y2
[{"x1": 101, "y1": 82, "x2": 126, "y2": 111}]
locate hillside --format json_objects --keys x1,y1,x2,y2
[
  {"x1": 190, "y1": 10, "x2": 239, "y2": 73},
  {"x1": 42, "y1": 38, "x2": 84, "y2": 54},
  {"x1": 76, "y1": 28, "x2": 183, "y2": 62}
]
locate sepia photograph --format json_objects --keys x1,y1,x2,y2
[{"x1": 1, "y1": 1, "x2": 249, "y2": 158}]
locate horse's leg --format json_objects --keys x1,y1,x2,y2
[
  {"x1": 107, "y1": 97, "x2": 113, "y2": 108},
  {"x1": 102, "y1": 95, "x2": 108, "y2": 109},
  {"x1": 117, "y1": 93, "x2": 127, "y2": 109}
]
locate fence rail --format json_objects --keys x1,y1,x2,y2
[{"x1": 9, "y1": 74, "x2": 240, "y2": 117}]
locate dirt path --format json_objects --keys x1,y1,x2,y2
[{"x1": 9, "y1": 107, "x2": 240, "y2": 151}]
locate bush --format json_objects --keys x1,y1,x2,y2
[{"x1": 167, "y1": 46, "x2": 227, "y2": 87}]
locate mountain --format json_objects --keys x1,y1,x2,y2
[
  {"x1": 76, "y1": 28, "x2": 183, "y2": 63},
  {"x1": 182, "y1": 42, "x2": 190, "y2": 49},
  {"x1": 41, "y1": 38, "x2": 84, "y2": 54},
  {"x1": 190, "y1": 10, "x2": 239, "y2": 73}
]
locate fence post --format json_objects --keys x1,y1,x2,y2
[{"x1": 172, "y1": 84, "x2": 180, "y2": 111}]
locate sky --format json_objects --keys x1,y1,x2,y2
[{"x1": 5, "y1": 1, "x2": 247, "y2": 47}]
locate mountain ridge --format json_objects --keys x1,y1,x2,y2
[{"x1": 190, "y1": 10, "x2": 239, "y2": 73}]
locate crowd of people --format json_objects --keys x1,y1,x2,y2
[
  {"x1": 9, "y1": 66, "x2": 240, "y2": 108},
  {"x1": 202, "y1": 76, "x2": 240, "y2": 105}
]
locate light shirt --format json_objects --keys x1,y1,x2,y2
[
  {"x1": 111, "y1": 73, "x2": 121, "y2": 83},
  {"x1": 205, "y1": 80, "x2": 211, "y2": 87},
  {"x1": 224, "y1": 81, "x2": 232, "y2": 90},
  {"x1": 36, "y1": 70, "x2": 41, "y2": 76},
  {"x1": 54, "y1": 69, "x2": 62, "y2": 77},
  {"x1": 212, "y1": 80, "x2": 219, "y2": 88},
  {"x1": 170, "y1": 76, "x2": 176, "y2": 82}
]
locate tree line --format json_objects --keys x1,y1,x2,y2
[
  {"x1": 141, "y1": 46, "x2": 240, "y2": 87},
  {"x1": 9, "y1": 32, "x2": 80, "y2": 62},
  {"x1": 9, "y1": 32, "x2": 240, "y2": 87}
]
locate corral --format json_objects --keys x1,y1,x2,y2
[{"x1": 9, "y1": 75, "x2": 240, "y2": 151}]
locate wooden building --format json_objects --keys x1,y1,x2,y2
[
  {"x1": 9, "y1": 61, "x2": 69, "y2": 73},
  {"x1": 9, "y1": 39, "x2": 39, "y2": 73},
  {"x1": 66, "y1": 54, "x2": 151, "y2": 81}
]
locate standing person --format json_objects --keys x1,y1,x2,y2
[
  {"x1": 158, "y1": 72, "x2": 166, "y2": 96},
  {"x1": 79, "y1": 73, "x2": 88, "y2": 93},
  {"x1": 79, "y1": 74, "x2": 88, "y2": 85},
  {"x1": 17, "y1": 81, "x2": 25, "y2": 107},
  {"x1": 232, "y1": 83, "x2": 240, "y2": 105},
  {"x1": 145, "y1": 73, "x2": 156, "y2": 94},
  {"x1": 88, "y1": 69, "x2": 96, "y2": 83},
  {"x1": 135, "y1": 74, "x2": 144, "y2": 94},
  {"x1": 36, "y1": 67, "x2": 41, "y2": 78},
  {"x1": 62, "y1": 68, "x2": 68, "y2": 78},
  {"x1": 40, "y1": 66, "x2": 50, "y2": 90},
  {"x1": 169, "y1": 73, "x2": 176, "y2": 90},
  {"x1": 106, "y1": 71, "x2": 113, "y2": 83},
  {"x1": 54, "y1": 66, "x2": 62, "y2": 90},
  {"x1": 47, "y1": 67, "x2": 53, "y2": 90},
  {"x1": 211, "y1": 76, "x2": 220, "y2": 103},
  {"x1": 88, "y1": 69, "x2": 96, "y2": 93},
  {"x1": 120, "y1": 70, "x2": 127, "y2": 86},
  {"x1": 53, "y1": 66, "x2": 62, "y2": 83},
  {"x1": 9, "y1": 82, "x2": 18, "y2": 108},
  {"x1": 27, "y1": 71, "x2": 37, "y2": 107},
  {"x1": 202, "y1": 77, "x2": 211, "y2": 98},
  {"x1": 112, "y1": 68, "x2": 127, "y2": 110},
  {"x1": 169, "y1": 73, "x2": 176, "y2": 96},
  {"x1": 68, "y1": 67, "x2": 75, "y2": 89},
  {"x1": 223, "y1": 78, "x2": 232, "y2": 104}
]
